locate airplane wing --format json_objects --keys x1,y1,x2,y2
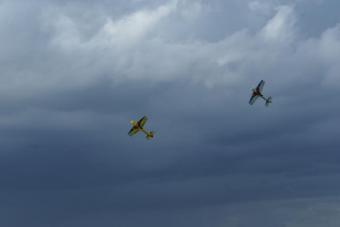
[
  {"x1": 256, "y1": 80, "x2": 265, "y2": 92},
  {"x1": 249, "y1": 94, "x2": 258, "y2": 105},
  {"x1": 128, "y1": 127, "x2": 140, "y2": 136},
  {"x1": 137, "y1": 116, "x2": 148, "y2": 128}
]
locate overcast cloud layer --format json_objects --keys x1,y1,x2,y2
[{"x1": 0, "y1": 0, "x2": 340, "y2": 226}]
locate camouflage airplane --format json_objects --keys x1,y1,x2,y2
[
  {"x1": 249, "y1": 80, "x2": 272, "y2": 106},
  {"x1": 128, "y1": 116, "x2": 154, "y2": 139}
]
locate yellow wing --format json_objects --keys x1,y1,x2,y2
[
  {"x1": 137, "y1": 116, "x2": 148, "y2": 128},
  {"x1": 128, "y1": 127, "x2": 140, "y2": 136}
]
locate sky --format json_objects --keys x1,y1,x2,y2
[{"x1": 0, "y1": 0, "x2": 340, "y2": 226}]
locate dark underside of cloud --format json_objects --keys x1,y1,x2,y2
[{"x1": 0, "y1": 0, "x2": 340, "y2": 226}]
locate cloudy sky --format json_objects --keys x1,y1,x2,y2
[{"x1": 0, "y1": 0, "x2": 340, "y2": 226}]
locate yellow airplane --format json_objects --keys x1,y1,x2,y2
[{"x1": 128, "y1": 116, "x2": 154, "y2": 139}]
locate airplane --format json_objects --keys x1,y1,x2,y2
[
  {"x1": 128, "y1": 116, "x2": 154, "y2": 139},
  {"x1": 249, "y1": 80, "x2": 272, "y2": 106}
]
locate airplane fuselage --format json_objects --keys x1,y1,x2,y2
[
  {"x1": 253, "y1": 89, "x2": 268, "y2": 100},
  {"x1": 130, "y1": 122, "x2": 151, "y2": 137}
]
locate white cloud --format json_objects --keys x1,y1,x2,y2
[
  {"x1": 0, "y1": 1, "x2": 339, "y2": 99},
  {"x1": 50, "y1": 0, "x2": 178, "y2": 50},
  {"x1": 248, "y1": 1, "x2": 275, "y2": 15},
  {"x1": 261, "y1": 5, "x2": 297, "y2": 43},
  {"x1": 4, "y1": 1, "x2": 338, "y2": 94}
]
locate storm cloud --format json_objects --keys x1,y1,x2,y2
[{"x1": 0, "y1": 0, "x2": 340, "y2": 226}]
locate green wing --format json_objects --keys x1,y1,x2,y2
[
  {"x1": 137, "y1": 116, "x2": 148, "y2": 128},
  {"x1": 128, "y1": 127, "x2": 140, "y2": 136}
]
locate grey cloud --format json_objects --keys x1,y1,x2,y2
[{"x1": 0, "y1": 0, "x2": 340, "y2": 226}]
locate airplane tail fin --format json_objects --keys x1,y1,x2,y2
[
  {"x1": 265, "y1": 96, "x2": 272, "y2": 106},
  {"x1": 146, "y1": 131, "x2": 154, "y2": 140}
]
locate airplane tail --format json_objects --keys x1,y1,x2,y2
[
  {"x1": 265, "y1": 96, "x2": 272, "y2": 106},
  {"x1": 146, "y1": 131, "x2": 154, "y2": 140}
]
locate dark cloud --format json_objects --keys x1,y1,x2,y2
[{"x1": 0, "y1": 0, "x2": 340, "y2": 226}]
